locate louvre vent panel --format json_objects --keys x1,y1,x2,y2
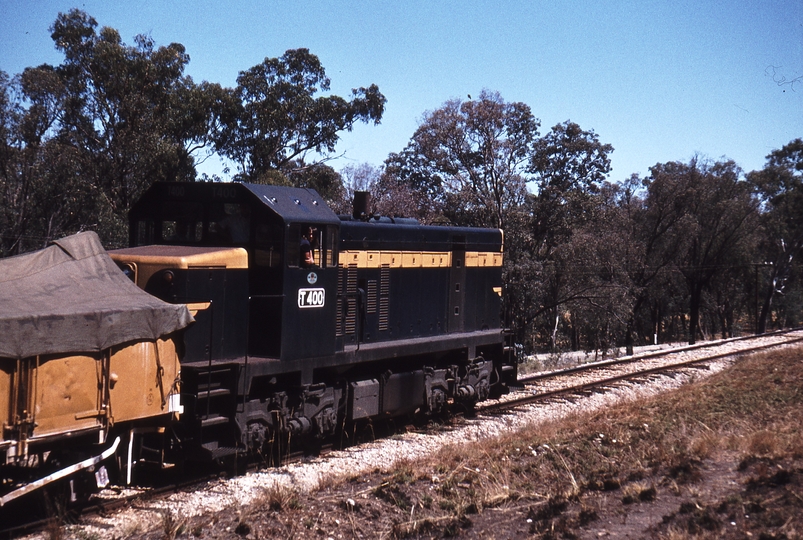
[
  {"x1": 336, "y1": 266, "x2": 359, "y2": 337},
  {"x1": 379, "y1": 265, "x2": 390, "y2": 331},
  {"x1": 367, "y1": 280, "x2": 377, "y2": 314},
  {"x1": 336, "y1": 267, "x2": 344, "y2": 336},
  {"x1": 344, "y1": 265, "x2": 358, "y2": 335},
  {"x1": 345, "y1": 298, "x2": 357, "y2": 334}
]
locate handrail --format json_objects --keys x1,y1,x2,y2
[{"x1": 0, "y1": 437, "x2": 121, "y2": 507}]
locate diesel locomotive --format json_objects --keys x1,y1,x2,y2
[
  {"x1": 110, "y1": 182, "x2": 516, "y2": 461},
  {"x1": 0, "y1": 181, "x2": 516, "y2": 508}
]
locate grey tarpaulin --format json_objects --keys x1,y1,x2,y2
[{"x1": 0, "y1": 231, "x2": 193, "y2": 359}]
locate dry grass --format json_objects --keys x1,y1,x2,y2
[
  {"x1": 746, "y1": 429, "x2": 781, "y2": 456},
  {"x1": 659, "y1": 526, "x2": 706, "y2": 540},
  {"x1": 158, "y1": 508, "x2": 186, "y2": 540},
  {"x1": 231, "y1": 481, "x2": 302, "y2": 535},
  {"x1": 362, "y1": 346, "x2": 802, "y2": 537},
  {"x1": 259, "y1": 481, "x2": 301, "y2": 511},
  {"x1": 421, "y1": 347, "x2": 800, "y2": 537},
  {"x1": 621, "y1": 480, "x2": 657, "y2": 504}
]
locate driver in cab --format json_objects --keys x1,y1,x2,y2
[{"x1": 300, "y1": 226, "x2": 317, "y2": 267}]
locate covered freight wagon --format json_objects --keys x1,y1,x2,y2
[{"x1": 0, "y1": 231, "x2": 192, "y2": 506}]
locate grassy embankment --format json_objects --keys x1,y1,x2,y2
[{"x1": 125, "y1": 347, "x2": 803, "y2": 539}]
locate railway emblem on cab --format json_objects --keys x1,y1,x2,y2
[
  {"x1": 298, "y1": 287, "x2": 325, "y2": 308},
  {"x1": 306, "y1": 271, "x2": 318, "y2": 285}
]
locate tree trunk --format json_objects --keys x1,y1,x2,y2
[
  {"x1": 757, "y1": 286, "x2": 773, "y2": 334},
  {"x1": 624, "y1": 297, "x2": 644, "y2": 356},
  {"x1": 625, "y1": 324, "x2": 635, "y2": 356},
  {"x1": 688, "y1": 285, "x2": 702, "y2": 345},
  {"x1": 550, "y1": 310, "x2": 560, "y2": 350}
]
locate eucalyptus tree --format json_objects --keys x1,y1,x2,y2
[
  {"x1": 381, "y1": 145, "x2": 448, "y2": 221},
  {"x1": 0, "y1": 70, "x2": 28, "y2": 256},
  {"x1": 0, "y1": 67, "x2": 96, "y2": 255},
  {"x1": 284, "y1": 160, "x2": 347, "y2": 209},
  {"x1": 27, "y1": 9, "x2": 220, "y2": 246},
  {"x1": 0, "y1": 10, "x2": 232, "y2": 250},
  {"x1": 548, "y1": 182, "x2": 633, "y2": 354},
  {"x1": 384, "y1": 97, "x2": 618, "y2": 351},
  {"x1": 385, "y1": 90, "x2": 539, "y2": 229},
  {"x1": 646, "y1": 157, "x2": 759, "y2": 344},
  {"x1": 748, "y1": 139, "x2": 803, "y2": 333},
  {"x1": 524, "y1": 121, "x2": 614, "y2": 350},
  {"x1": 612, "y1": 172, "x2": 696, "y2": 353},
  {"x1": 529, "y1": 121, "x2": 613, "y2": 250},
  {"x1": 216, "y1": 48, "x2": 385, "y2": 182}
]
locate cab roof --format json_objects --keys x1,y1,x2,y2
[
  {"x1": 241, "y1": 183, "x2": 340, "y2": 225},
  {"x1": 131, "y1": 182, "x2": 340, "y2": 227}
]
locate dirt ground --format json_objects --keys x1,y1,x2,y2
[{"x1": 174, "y1": 445, "x2": 800, "y2": 539}]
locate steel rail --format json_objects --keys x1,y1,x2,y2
[
  {"x1": 518, "y1": 328, "x2": 803, "y2": 385},
  {"x1": 481, "y1": 334, "x2": 803, "y2": 415}
]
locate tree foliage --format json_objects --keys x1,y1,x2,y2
[
  {"x1": 2, "y1": 11, "x2": 801, "y2": 354},
  {"x1": 385, "y1": 91, "x2": 800, "y2": 352},
  {"x1": 0, "y1": 11, "x2": 383, "y2": 253},
  {"x1": 384, "y1": 93, "x2": 617, "y2": 349},
  {"x1": 385, "y1": 90, "x2": 538, "y2": 229},
  {"x1": 0, "y1": 9, "x2": 223, "y2": 251},
  {"x1": 529, "y1": 121, "x2": 612, "y2": 252},
  {"x1": 215, "y1": 48, "x2": 386, "y2": 182},
  {"x1": 748, "y1": 139, "x2": 803, "y2": 332},
  {"x1": 51, "y1": 11, "x2": 212, "y2": 219},
  {"x1": 644, "y1": 158, "x2": 759, "y2": 344}
]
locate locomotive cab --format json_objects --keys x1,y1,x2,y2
[{"x1": 247, "y1": 191, "x2": 340, "y2": 362}]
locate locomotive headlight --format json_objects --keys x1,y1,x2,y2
[{"x1": 162, "y1": 270, "x2": 175, "y2": 284}]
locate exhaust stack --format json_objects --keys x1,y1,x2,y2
[{"x1": 352, "y1": 191, "x2": 371, "y2": 221}]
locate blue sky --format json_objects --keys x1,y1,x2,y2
[{"x1": 1, "y1": 0, "x2": 801, "y2": 183}]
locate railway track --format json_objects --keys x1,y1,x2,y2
[
  {"x1": 479, "y1": 328, "x2": 803, "y2": 415},
  {"x1": 7, "y1": 329, "x2": 803, "y2": 539}
]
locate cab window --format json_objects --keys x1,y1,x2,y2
[
  {"x1": 208, "y1": 203, "x2": 251, "y2": 243},
  {"x1": 159, "y1": 201, "x2": 203, "y2": 244},
  {"x1": 325, "y1": 227, "x2": 338, "y2": 267},
  {"x1": 254, "y1": 222, "x2": 284, "y2": 268},
  {"x1": 136, "y1": 219, "x2": 155, "y2": 245},
  {"x1": 288, "y1": 224, "x2": 336, "y2": 268},
  {"x1": 162, "y1": 220, "x2": 202, "y2": 243}
]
